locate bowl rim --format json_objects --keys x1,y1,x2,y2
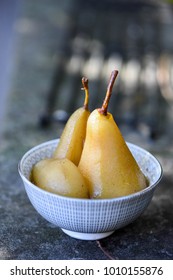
[{"x1": 18, "y1": 139, "x2": 163, "y2": 203}]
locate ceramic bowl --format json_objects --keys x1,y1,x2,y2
[{"x1": 18, "y1": 139, "x2": 162, "y2": 240}]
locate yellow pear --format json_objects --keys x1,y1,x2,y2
[
  {"x1": 78, "y1": 70, "x2": 148, "y2": 199},
  {"x1": 53, "y1": 77, "x2": 90, "y2": 165},
  {"x1": 31, "y1": 158, "x2": 89, "y2": 198}
]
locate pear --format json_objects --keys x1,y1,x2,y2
[
  {"x1": 32, "y1": 158, "x2": 89, "y2": 198},
  {"x1": 53, "y1": 77, "x2": 90, "y2": 165},
  {"x1": 78, "y1": 70, "x2": 148, "y2": 199}
]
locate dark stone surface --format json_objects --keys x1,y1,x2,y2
[{"x1": 0, "y1": 0, "x2": 173, "y2": 260}]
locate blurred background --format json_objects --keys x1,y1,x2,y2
[{"x1": 0, "y1": 0, "x2": 173, "y2": 154}]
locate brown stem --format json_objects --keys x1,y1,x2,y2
[
  {"x1": 81, "y1": 77, "x2": 89, "y2": 110},
  {"x1": 96, "y1": 240, "x2": 118, "y2": 260},
  {"x1": 98, "y1": 70, "x2": 118, "y2": 115}
]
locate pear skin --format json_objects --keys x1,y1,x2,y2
[
  {"x1": 53, "y1": 107, "x2": 90, "y2": 165},
  {"x1": 78, "y1": 110, "x2": 147, "y2": 198},
  {"x1": 32, "y1": 158, "x2": 89, "y2": 198},
  {"x1": 78, "y1": 70, "x2": 148, "y2": 199},
  {"x1": 53, "y1": 78, "x2": 90, "y2": 165}
]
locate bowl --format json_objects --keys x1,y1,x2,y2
[{"x1": 18, "y1": 139, "x2": 162, "y2": 240}]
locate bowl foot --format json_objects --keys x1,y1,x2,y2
[{"x1": 61, "y1": 228, "x2": 114, "y2": 240}]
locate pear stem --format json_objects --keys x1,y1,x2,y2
[
  {"x1": 81, "y1": 77, "x2": 89, "y2": 110},
  {"x1": 98, "y1": 70, "x2": 118, "y2": 115}
]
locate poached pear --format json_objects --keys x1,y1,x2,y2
[
  {"x1": 78, "y1": 70, "x2": 148, "y2": 199},
  {"x1": 32, "y1": 158, "x2": 89, "y2": 198},
  {"x1": 53, "y1": 77, "x2": 90, "y2": 165}
]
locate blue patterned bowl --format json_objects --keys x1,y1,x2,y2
[{"x1": 18, "y1": 139, "x2": 162, "y2": 240}]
